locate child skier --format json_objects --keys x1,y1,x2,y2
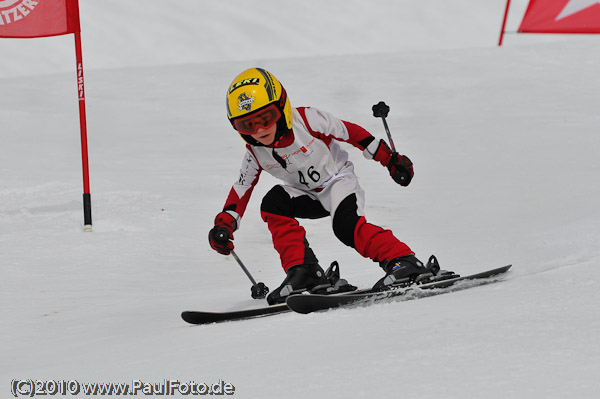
[{"x1": 209, "y1": 67, "x2": 433, "y2": 304}]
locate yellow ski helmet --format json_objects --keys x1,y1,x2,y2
[{"x1": 226, "y1": 68, "x2": 292, "y2": 146}]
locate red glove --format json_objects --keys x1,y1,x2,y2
[
  {"x1": 371, "y1": 139, "x2": 414, "y2": 187},
  {"x1": 208, "y1": 212, "x2": 237, "y2": 255}
]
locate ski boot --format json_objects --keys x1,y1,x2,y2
[
  {"x1": 266, "y1": 261, "x2": 357, "y2": 305},
  {"x1": 372, "y1": 254, "x2": 460, "y2": 291},
  {"x1": 372, "y1": 254, "x2": 434, "y2": 291},
  {"x1": 266, "y1": 263, "x2": 331, "y2": 305}
]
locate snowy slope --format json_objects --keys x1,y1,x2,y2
[
  {"x1": 2, "y1": 1, "x2": 600, "y2": 398},
  {"x1": 0, "y1": 0, "x2": 568, "y2": 78}
]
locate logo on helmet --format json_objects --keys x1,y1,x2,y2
[
  {"x1": 237, "y1": 93, "x2": 255, "y2": 111},
  {"x1": 0, "y1": 0, "x2": 38, "y2": 25},
  {"x1": 229, "y1": 78, "x2": 260, "y2": 94}
]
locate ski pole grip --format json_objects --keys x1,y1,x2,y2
[{"x1": 216, "y1": 231, "x2": 228, "y2": 240}]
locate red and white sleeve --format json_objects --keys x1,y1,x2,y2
[
  {"x1": 296, "y1": 106, "x2": 377, "y2": 151},
  {"x1": 221, "y1": 148, "x2": 262, "y2": 229}
]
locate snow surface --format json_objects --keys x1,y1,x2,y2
[{"x1": 2, "y1": 1, "x2": 600, "y2": 398}]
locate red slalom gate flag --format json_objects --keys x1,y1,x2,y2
[
  {"x1": 518, "y1": 0, "x2": 600, "y2": 33},
  {"x1": 0, "y1": 0, "x2": 80, "y2": 38},
  {"x1": 1, "y1": 0, "x2": 93, "y2": 231}
]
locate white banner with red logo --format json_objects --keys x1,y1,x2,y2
[
  {"x1": 0, "y1": 0, "x2": 80, "y2": 38},
  {"x1": 519, "y1": 0, "x2": 600, "y2": 33}
]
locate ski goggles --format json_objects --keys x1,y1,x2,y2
[{"x1": 233, "y1": 104, "x2": 281, "y2": 135}]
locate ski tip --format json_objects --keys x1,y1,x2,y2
[
  {"x1": 181, "y1": 311, "x2": 199, "y2": 325},
  {"x1": 496, "y1": 264, "x2": 513, "y2": 273},
  {"x1": 181, "y1": 310, "x2": 219, "y2": 325}
]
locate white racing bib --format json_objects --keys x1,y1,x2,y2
[{"x1": 250, "y1": 110, "x2": 343, "y2": 191}]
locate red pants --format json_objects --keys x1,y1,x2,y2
[{"x1": 261, "y1": 185, "x2": 413, "y2": 271}]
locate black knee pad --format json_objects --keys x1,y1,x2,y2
[
  {"x1": 261, "y1": 185, "x2": 329, "y2": 220},
  {"x1": 261, "y1": 185, "x2": 294, "y2": 217},
  {"x1": 332, "y1": 194, "x2": 361, "y2": 248}
]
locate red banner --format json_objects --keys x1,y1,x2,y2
[
  {"x1": 0, "y1": 0, "x2": 80, "y2": 38},
  {"x1": 519, "y1": 0, "x2": 600, "y2": 33}
]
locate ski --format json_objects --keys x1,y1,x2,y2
[
  {"x1": 181, "y1": 264, "x2": 512, "y2": 324},
  {"x1": 181, "y1": 260, "x2": 354, "y2": 325},
  {"x1": 285, "y1": 264, "x2": 512, "y2": 314},
  {"x1": 181, "y1": 303, "x2": 289, "y2": 325}
]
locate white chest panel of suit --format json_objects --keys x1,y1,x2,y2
[{"x1": 249, "y1": 109, "x2": 348, "y2": 191}]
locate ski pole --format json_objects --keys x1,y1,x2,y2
[
  {"x1": 372, "y1": 101, "x2": 411, "y2": 186},
  {"x1": 372, "y1": 101, "x2": 396, "y2": 151},
  {"x1": 230, "y1": 249, "x2": 270, "y2": 299}
]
